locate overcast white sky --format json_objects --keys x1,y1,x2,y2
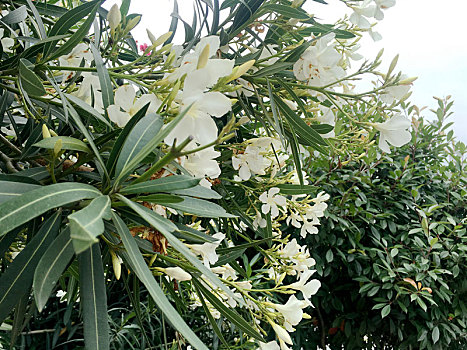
[{"x1": 105, "y1": 0, "x2": 467, "y2": 142}]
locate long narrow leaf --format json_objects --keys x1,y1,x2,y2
[
  {"x1": 78, "y1": 243, "x2": 110, "y2": 350},
  {"x1": 112, "y1": 213, "x2": 208, "y2": 350},
  {"x1": 0, "y1": 212, "x2": 61, "y2": 323}
]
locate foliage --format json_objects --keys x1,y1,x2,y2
[
  {"x1": 293, "y1": 97, "x2": 467, "y2": 349},
  {"x1": 0, "y1": 0, "x2": 440, "y2": 349}
]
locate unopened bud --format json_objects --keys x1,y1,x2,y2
[
  {"x1": 107, "y1": 4, "x2": 121, "y2": 32},
  {"x1": 148, "y1": 30, "x2": 173, "y2": 48},
  {"x1": 50, "y1": 129, "x2": 58, "y2": 137},
  {"x1": 110, "y1": 250, "x2": 122, "y2": 280},
  {"x1": 197, "y1": 44, "x2": 210, "y2": 69},
  {"x1": 166, "y1": 80, "x2": 181, "y2": 107},
  {"x1": 386, "y1": 54, "x2": 399, "y2": 78},
  {"x1": 399, "y1": 76, "x2": 417, "y2": 85},
  {"x1": 226, "y1": 60, "x2": 255, "y2": 82},
  {"x1": 125, "y1": 16, "x2": 141, "y2": 34},
  {"x1": 42, "y1": 124, "x2": 51, "y2": 139},
  {"x1": 53, "y1": 138, "x2": 62, "y2": 156}
]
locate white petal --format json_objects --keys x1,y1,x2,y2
[
  {"x1": 195, "y1": 36, "x2": 220, "y2": 57},
  {"x1": 115, "y1": 85, "x2": 136, "y2": 112},
  {"x1": 132, "y1": 94, "x2": 161, "y2": 114},
  {"x1": 198, "y1": 92, "x2": 231, "y2": 118},
  {"x1": 107, "y1": 105, "x2": 131, "y2": 127}
]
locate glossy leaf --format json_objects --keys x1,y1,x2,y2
[
  {"x1": 0, "y1": 212, "x2": 61, "y2": 323},
  {"x1": 115, "y1": 114, "x2": 163, "y2": 176},
  {"x1": 121, "y1": 175, "x2": 200, "y2": 195},
  {"x1": 112, "y1": 213, "x2": 208, "y2": 350},
  {"x1": 33, "y1": 136, "x2": 91, "y2": 153},
  {"x1": 160, "y1": 196, "x2": 235, "y2": 218},
  {"x1": 69, "y1": 195, "x2": 111, "y2": 254},
  {"x1": 78, "y1": 243, "x2": 110, "y2": 350},
  {"x1": 0, "y1": 183, "x2": 100, "y2": 237},
  {"x1": 33, "y1": 228, "x2": 74, "y2": 311},
  {"x1": 18, "y1": 59, "x2": 46, "y2": 96}
]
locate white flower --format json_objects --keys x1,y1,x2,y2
[
  {"x1": 289, "y1": 269, "x2": 321, "y2": 299},
  {"x1": 279, "y1": 239, "x2": 300, "y2": 258},
  {"x1": 271, "y1": 322, "x2": 293, "y2": 345},
  {"x1": 232, "y1": 145, "x2": 269, "y2": 181},
  {"x1": 0, "y1": 29, "x2": 14, "y2": 53},
  {"x1": 258, "y1": 341, "x2": 281, "y2": 350},
  {"x1": 107, "y1": 4, "x2": 121, "y2": 31},
  {"x1": 1, "y1": 125, "x2": 16, "y2": 138},
  {"x1": 380, "y1": 75, "x2": 412, "y2": 104},
  {"x1": 107, "y1": 85, "x2": 161, "y2": 127},
  {"x1": 164, "y1": 267, "x2": 192, "y2": 281},
  {"x1": 300, "y1": 217, "x2": 319, "y2": 238},
  {"x1": 374, "y1": 0, "x2": 396, "y2": 20},
  {"x1": 58, "y1": 43, "x2": 93, "y2": 81},
  {"x1": 349, "y1": 0, "x2": 375, "y2": 29},
  {"x1": 286, "y1": 211, "x2": 302, "y2": 228},
  {"x1": 252, "y1": 210, "x2": 267, "y2": 229},
  {"x1": 259, "y1": 187, "x2": 286, "y2": 219},
  {"x1": 164, "y1": 68, "x2": 232, "y2": 147},
  {"x1": 272, "y1": 295, "x2": 309, "y2": 327},
  {"x1": 190, "y1": 232, "x2": 225, "y2": 267},
  {"x1": 73, "y1": 73, "x2": 104, "y2": 113},
  {"x1": 371, "y1": 114, "x2": 412, "y2": 153},
  {"x1": 211, "y1": 264, "x2": 238, "y2": 280},
  {"x1": 182, "y1": 146, "x2": 221, "y2": 179},
  {"x1": 293, "y1": 33, "x2": 345, "y2": 89}
]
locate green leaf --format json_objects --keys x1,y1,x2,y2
[
  {"x1": 33, "y1": 136, "x2": 91, "y2": 153},
  {"x1": 115, "y1": 114, "x2": 163, "y2": 176},
  {"x1": 251, "y1": 62, "x2": 292, "y2": 78},
  {"x1": 18, "y1": 59, "x2": 46, "y2": 96},
  {"x1": 33, "y1": 228, "x2": 74, "y2": 312},
  {"x1": 276, "y1": 184, "x2": 316, "y2": 195},
  {"x1": 0, "y1": 180, "x2": 40, "y2": 204},
  {"x1": 105, "y1": 103, "x2": 151, "y2": 180},
  {"x1": 0, "y1": 212, "x2": 61, "y2": 323},
  {"x1": 326, "y1": 249, "x2": 334, "y2": 263},
  {"x1": 121, "y1": 175, "x2": 200, "y2": 195},
  {"x1": 192, "y1": 278, "x2": 265, "y2": 342},
  {"x1": 136, "y1": 194, "x2": 183, "y2": 204},
  {"x1": 43, "y1": 0, "x2": 99, "y2": 58},
  {"x1": 89, "y1": 42, "x2": 114, "y2": 110},
  {"x1": 170, "y1": 185, "x2": 222, "y2": 199},
  {"x1": 432, "y1": 326, "x2": 439, "y2": 344},
  {"x1": 381, "y1": 304, "x2": 391, "y2": 318},
  {"x1": 69, "y1": 195, "x2": 111, "y2": 254},
  {"x1": 262, "y1": 4, "x2": 310, "y2": 19},
  {"x1": 154, "y1": 196, "x2": 235, "y2": 218},
  {"x1": 78, "y1": 243, "x2": 110, "y2": 350},
  {"x1": 0, "y1": 183, "x2": 101, "y2": 237},
  {"x1": 230, "y1": 0, "x2": 264, "y2": 34},
  {"x1": 115, "y1": 104, "x2": 193, "y2": 186},
  {"x1": 65, "y1": 93, "x2": 113, "y2": 128},
  {"x1": 275, "y1": 96, "x2": 328, "y2": 151},
  {"x1": 112, "y1": 213, "x2": 208, "y2": 350},
  {"x1": 1, "y1": 6, "x2": 27, "y2": 24},
  {"x1": 12, "y1": 0, "x2": 66, "y2": 17},
  {"x1": 117, "y1": 195, "x2": 239, "y2": 301}
]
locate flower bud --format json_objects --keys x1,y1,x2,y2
[
  {"x1": 107, "y1": 4, "x2": 121, "y2": 32},
  {"x1": 42, "y1": 124, "x2": 51, "y2": 139},
  {"x1": 110, "y1": 250, "x2": 122, "y2": 280},
  {"x1": 164, "y1": 267, "x2": 192, "y2": 281},
  {"x1": 225, "y1": 60, "x2": 255, "y2": 83},
  {"x1": 386, "y1": 54, "x2": 399, "y2": 78},
  {"x1": 125, "y1": 16, "x2": 141, "y2": 33},
  {"x1": 147, "y1": 30, "x2": 173, "y2": 48},
  {"x1": 271, "y1": 322, "x2": 293, "y2": 345},
  {"x1": 50, "y1": 129, "x2": 58, "y2": 137},
  {"x1": 398, "y1": 76, "x2": 417, "y2": 85},
  {"x1": 53, "y1": 138, "x2": 62, "y2": 156},
  {"x1": 197, "y1": 44, "x2": 210, "y2": 69}
]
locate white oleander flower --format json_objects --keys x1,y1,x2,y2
[
  {"x1": 107, "y1": 4, "x2": 121, "y2": 31},
  {"x1": 232, "y1": 145, "x2": 269, "y2": 181},
  {"x1": 107, "y1": 85, "x2": 161, "y2": 127},
  {"x1": 289, "y1": 269, "x2": 321, "y2": 299},
  {"x1": 380, "y1": 74, "x2": 412, "y2": 104},
  {"x1": 211, "y1": 264, "x2": 238, "y2": 280},
  {"x1": 252, "y1": 210, "x2": 267, "y2": 229},
  {"x1": 259, "y1": 187, "x2": 286, "y2": 218},
  {"x1": 349, "y1": 0, "x2": 375, "y2": 29},
  {"x1": 164, "y1": 267, "x2": 192, "y2": 281},
  {"x1": 272, "y1": 295, "x2": 309, "y2": 327},
  {"x1": 1, "y1": 125, "x2": 16, "y2": 138},
  {"x1": 58, "y1": 43, "x2": 93, "y2": 81},
  {"x1": 189, "y1": 232, "x2": 225, "y2": 267},
  {"x1": 182, "y1": 146, "x2": 221, "y2": 180},
  {"x1": 0, "y1": 29, "x2": 14, "y2": 53},
  {"x1": 73, "y1": 73, "x2": 104, "y2": 113},
  {"x1": 271, "y1": 322, "x2": 293, "y2": 345},
  {"x1": 300, "y1": 217, "x2": 320, "y2": 238},
  {"x1": 374, "y1": 0, "x2": 396, "y2": 20},
  {"x1": 371, "y1": 114, "x2": 412, "y2": 153},
  {"x1": 258, "y1": 341, "x2": 281, "y2": 350}
]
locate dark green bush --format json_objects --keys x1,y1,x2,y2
[{"x1": 295, "y1": 99, "x2": 467, "y2": 349}]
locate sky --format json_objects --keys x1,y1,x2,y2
[{"x1": 104, "y1": 0, "x2": 467, "y2": 143}]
